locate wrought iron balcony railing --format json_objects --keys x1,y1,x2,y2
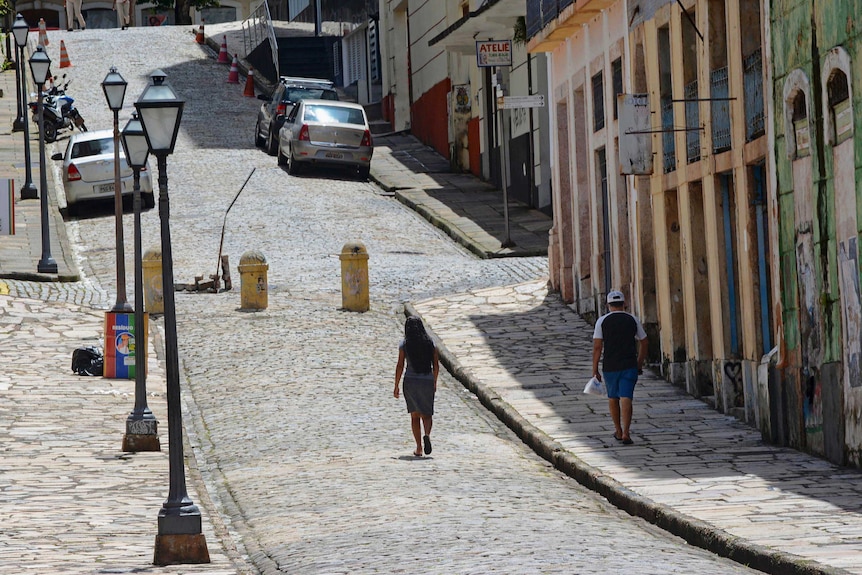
[{"x1": 711, "y1": 66, "x2": 731, "y2": 153}]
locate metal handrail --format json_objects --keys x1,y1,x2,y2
[{"x1": 242, "y1": 0, "x2": 280, "y2": 81}]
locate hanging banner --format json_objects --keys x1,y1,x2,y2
[
  {"x1": 0, "y1": 179, "x2": 14, "y2": 235},
  {"x1": 476, "y1": 40, "x2": 512, "y2": 68},
  {"x1": 618, "y1": 93, "x2": 654, "y2": 175}
]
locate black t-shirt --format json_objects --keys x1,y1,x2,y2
[{"x1": 593, "y1": 311, "x2": 646, "y2": 372}]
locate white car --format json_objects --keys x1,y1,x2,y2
[{"x1": 52, "y1": 129, "x2": 154, "y2": 213}]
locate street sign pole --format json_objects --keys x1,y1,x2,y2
[
  {"x1": 494, "y1": 81, "x2": 514, "y2": 250},
  {"x1": 499, "y1": 97, "x2": 513, "y2": 248}
]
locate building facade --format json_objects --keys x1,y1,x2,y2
[
  {"x1": 379, "y1": 0, "x2": 553, "y2": 213},
  {"x1": 769, "y1": 0, "x2": 862, "y2": 466},
  {"x1": 11, "y1": 0, "x2": 252, "y2": 30},
  {"x1": 530, "y1": 0, "x2": 776, "y2": 428}
]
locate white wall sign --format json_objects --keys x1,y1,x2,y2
[
  {"x1": 476, "y1": 40, "x2": 512, "y2": 68},
  {"x1": 618, "y1": 94, "x2": 653, "y2": 175}
]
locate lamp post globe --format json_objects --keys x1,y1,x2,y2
[
  {"x1": 102, "y1": 66, "x2": 128, "y2": 111},
  {"x1": 121, "y1": 113, "x2": 150, "y2": 169},
  {"x1": 135, "y1": 70, "x2": 209, "y2": 565},
  {"x1": 29, "y1": 45, "x2": 56, "y2": 274},
  {"x1": 135, "y1": 70, "x2": 184, "y2": 154},
  {"x1": 11, "y1": 13, "x2": 28, "y2": 47},
  {"x1": 13, "y1": 14, "x2": 37, "y2": 200},
  {"x1": 102, "y1": 66, "x2": 132, "y2": 312},
  {"x1": 28, "y1": 45, "x2": 50, "y2": 84},
  {"x1": 11, "y1": 14, "x2": 28, "y2": 132}
]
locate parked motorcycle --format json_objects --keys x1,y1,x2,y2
[{"x1": 28, "y1": 74, "x2": 87, "y2": 143}]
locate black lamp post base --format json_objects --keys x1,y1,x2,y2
[
  {"x1": 122, "y1": 432, "x2": 160, "y2": 452},
  {"x1": 37, "y1": 258, "x2": 57, "y2": 274},
  {"x1": 153, "y1": 533, "x2": 210, "y2": 566},
  {"x1": 12, "y1": 118, "x2": 25, "y2": 132},
  {"x1": 20, "y1": 183, "x2": 37, "y2": 200}
]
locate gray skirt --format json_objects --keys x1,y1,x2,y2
[{"x1": 403, "y1": 373, "x2": 435, "y2": 416}]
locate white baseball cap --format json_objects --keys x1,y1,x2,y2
[{"x1": 607, "y1": 290, "x2": 625, "y2": 304}]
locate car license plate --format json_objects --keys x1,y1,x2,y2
[
  {"x1": 325, "y1": 151, "x2": 344, "y2": 159},
  {"x1": 97, "y1": 182, "x2": 122, "y2": 195}
]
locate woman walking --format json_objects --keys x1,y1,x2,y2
[{"x1": 394, "y1": 317, "x2": 439, "y2": 457}]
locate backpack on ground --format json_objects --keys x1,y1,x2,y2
[{"x1": 72, "y1": 346, "x2": 103, "y2": 376}]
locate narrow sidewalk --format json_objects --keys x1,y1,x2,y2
[
  {"x1": 0, "y1": 295, "x2": 240, "y2": 574},
  {"x1": 371, "y1": 132, "x2": 552, "y2": 259},
  {"x1": 0, "y1": 48, "x2": 78, "y2": 281},
  {"x1": 409, "y1": 279, "x2": 862, "y2": 575}
]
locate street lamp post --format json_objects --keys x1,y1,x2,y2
[
  {"x1": 29, "y1": 46, "x2": 57, "y2": 274},
  {"x1": 119, "y1": 112, "x2": 160, "y2": 453},
  {"x1": 11, "y1": 15, "x2": 25, "y2": 132},
  {"x1": 135, "y1": 70, "x2": 209, "y2": 566},
  {"x1": 12, "y1": 14, "x2": 37, "y2": 199},
  {"x1": 102, "y1": 67, "x2": 133, "y2": 312}
]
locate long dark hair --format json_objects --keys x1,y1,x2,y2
[{"x1": 404, "y1": 317, "x2": 434, "y2": 374}]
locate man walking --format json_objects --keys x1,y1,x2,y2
[
  {"x1": 592, "y1": 290, "x2": 648, "y2": 445},
  {"x1": 65, "y1": 0, "x2": 86, "y2": 31},
  {"x1": 114, "y1": 0, "x2": 131, "y2": 29}
]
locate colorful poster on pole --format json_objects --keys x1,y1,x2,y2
[
  {"x1": 103, "y1": 312, "x2": 147, "y2": 379},
  {"x1": 0, "y1": 179, "x2": 14, "y2": 235}
]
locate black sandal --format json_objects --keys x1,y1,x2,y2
[{"x1": 423, "y1": 435, "x2": 432, "y2": 455}]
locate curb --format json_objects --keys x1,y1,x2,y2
[
  {"x1": 403, "y1": 302, "x2": 851, "y2": 575},
  {"x1": 373, "y1": 181, "x2": 546, "y2": 260},
  {"x1": 392, "y1": 188, "x2": 491, "y2": 260}
]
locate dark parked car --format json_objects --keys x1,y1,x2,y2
[{"x1": 254, "y1": 77, "x2": 338, "y2": 156}]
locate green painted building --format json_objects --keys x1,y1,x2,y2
[{"x1": 768, "y1": 0, "x2": 862, "y2": 466}]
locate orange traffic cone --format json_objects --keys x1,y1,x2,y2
[
  {"x1": 227, "y1": 54, "x2": 239, "y2": 84},
  {"x1": 59, "y1": 40, "x2": 72, "y2": 68},
  {"x1": 243, "y1": 67, "x2": 255, "y2": 97},
  {"x1": 195, "y1": 20, "x2": 204, "y2": 43},
  {"x1": 217, "y1": 35, "x2": 230, "y2": 63},
  {"x1": 38, "y1": 18, "x2": 49, "y2": 47}
]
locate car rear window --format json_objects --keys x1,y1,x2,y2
[
  {"x1": 302, "y1": 105, "x2": 365, "y2": 125},
  {"x1": 71, "y1": 138, "x2": 115, "y2": 159},
  {"x1": 284, "y1": 88, "x2": 339, "y2": 103}
]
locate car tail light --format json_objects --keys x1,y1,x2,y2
[
  {"x1": 276, "y1": 103, "x2": 287, "y2": 116},
  {"x1": 68, "y1": 163, "x2": 81, "y2": 181},
  {"x1": 298, "y1": 124, "x2": 310, "y2": 141},
  {"x1": 360, "y1": 130, "x2": 373, "y2": 147}
]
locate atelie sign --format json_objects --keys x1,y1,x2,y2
[{"x1": 476, "y1": 40, "x2": 512, "y2": 67}]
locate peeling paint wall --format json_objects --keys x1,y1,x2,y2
[
  {"x1": 771, "y1": 0, "x2": 862, "y2": 467},
  {"x1": 638, "y1": 0, "x2": 772, "y2": 415}
]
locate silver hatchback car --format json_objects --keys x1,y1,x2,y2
[
  {"x1": 52, "y1": 129, "x2": 154, "y2": 213},
  {"x1": 276, "y1": 100, "x2": 373, "y2": 179}
]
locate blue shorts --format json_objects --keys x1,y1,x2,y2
[{"x1": 604, "y1": 368, "x2": 638, "y2": 399}]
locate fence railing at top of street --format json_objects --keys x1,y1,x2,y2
[{"x1": 242, "y1": 0, "x2": 279, "y2": 85}]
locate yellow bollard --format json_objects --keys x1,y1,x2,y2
[
  {"x1": 340, "y1": 242, "x2": 369, "y2": 312},
  {"x1": 142, "y1": 247, "x2": 164, "y2": 315},
  {"x1": 239, "y1": 250, "x2": 269, "y2": 310}
]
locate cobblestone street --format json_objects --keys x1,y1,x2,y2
[{"x1": 0, "y1": 27, "x2": 762, "y2": 574}]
